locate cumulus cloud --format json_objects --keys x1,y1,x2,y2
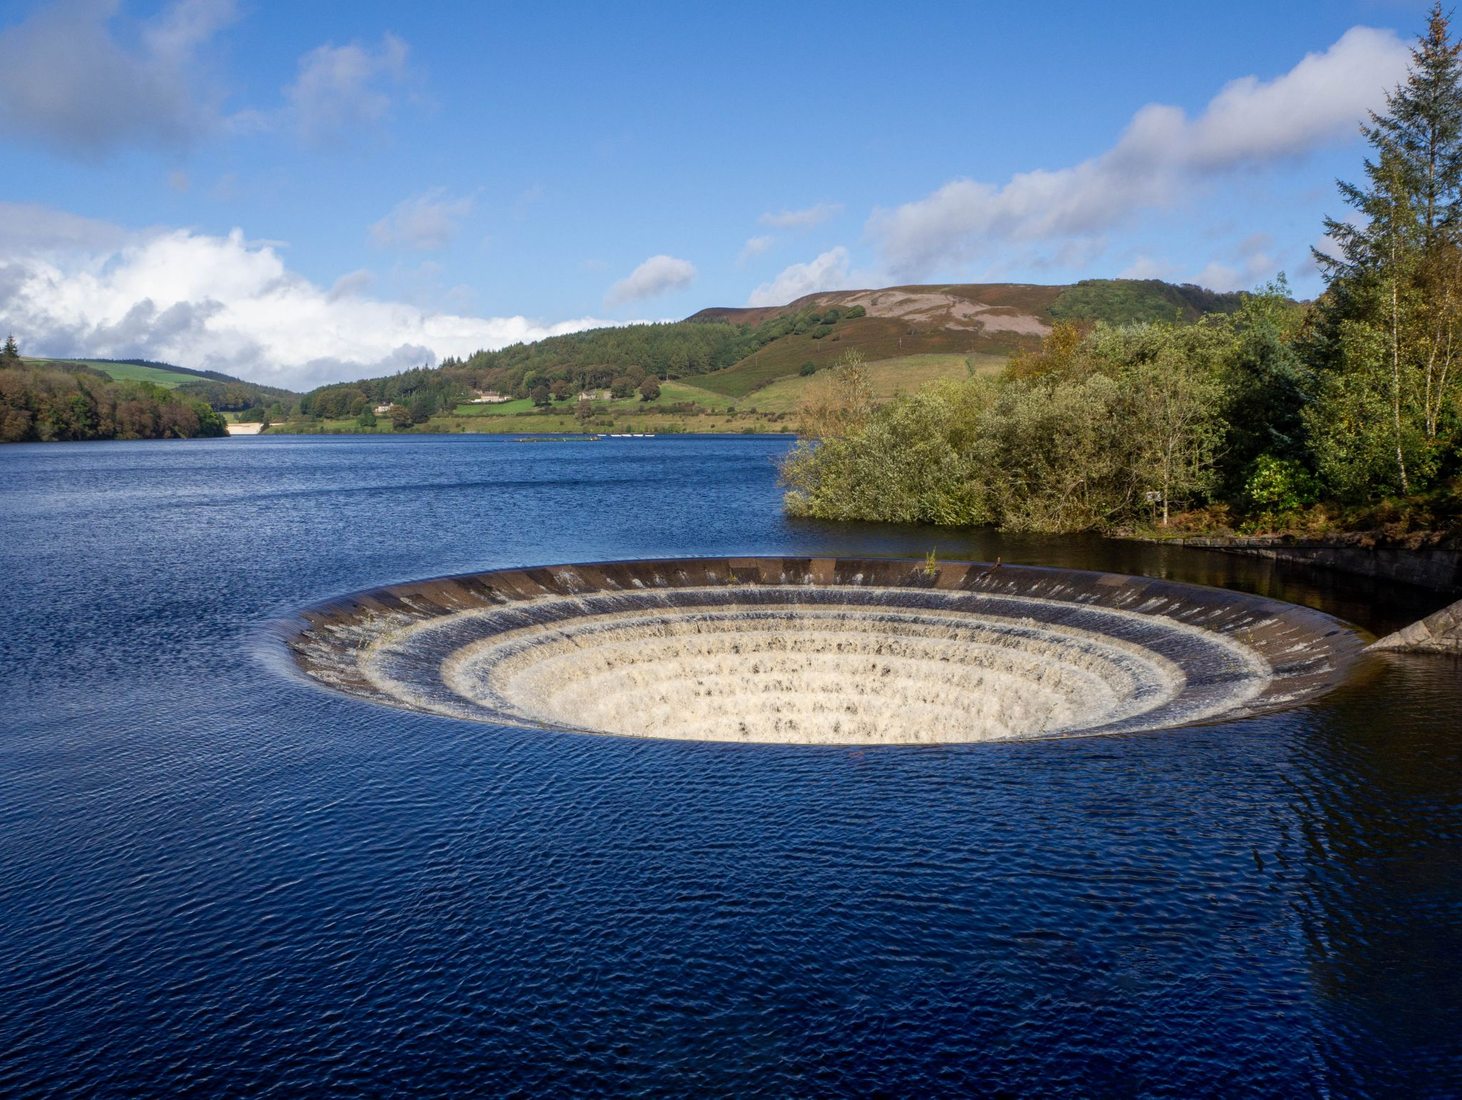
[
  {"x1": 759, "y1": 202, "x2": 843, "y2": 230},
  {"x1": 605, "y1": 254, "x2": 697, "y2": 306},
  {"x1": 369, "y1": 189, "x2": 474, "y2": 251},
  {"x1": 872, "y1": 26, "x2": 1411, "y2": 276},
  {"x1": 747, "y1": 247, "x2": 856, "y2": 307},
  {"x1": 285, "y1": 33, "x2": 411, "y2": 146},
  {"x1": 0, "y1": 208, "x2": 613, "y2": 390},
  {"x1": 0, "y1": 0, "x2": 238, "y2": 155}
]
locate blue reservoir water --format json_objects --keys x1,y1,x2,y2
[{"x1": 1, "y1": 435, "x2": 1459, "y2": 1096}]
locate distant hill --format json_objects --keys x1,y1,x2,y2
[
  {"x1": 680, "y1": 279, "x2": 1249, "y2": 397},
  {"x1": 291, "y1": 278, "x2": 1258, "y2": 428},
  {"x1": 25, "y1": 357, "x2": 297, "y2": 412}
]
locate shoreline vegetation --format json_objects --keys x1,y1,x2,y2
[
  {"x1": 786, "y1": 9, "x2": 1462, "y2": 548},
  {"x1": 7, "y1": 10, "x2": 1462, "y2": 551},
  {"x1": 0, "y1": 338, "x2": 228, "y2": 442}
]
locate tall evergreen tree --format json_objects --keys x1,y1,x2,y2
[{"x1": 1310, "y1": 3, "x2": 1462, "y2": 497}]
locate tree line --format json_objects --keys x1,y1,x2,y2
[
  {"x1": 782, "y1": 7, "x2": 1462, "y2": 536},
  {"x1": 0, "y1": 338, "x2": 229, "y2": 442}
]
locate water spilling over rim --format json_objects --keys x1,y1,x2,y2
[{"x1": 283, "y1": 557, "x2": 1368, "y2": 744}]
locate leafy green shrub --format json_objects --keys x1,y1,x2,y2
[{"x1": 1244, "y1": 455, "x2": 1319, "y2": 514}]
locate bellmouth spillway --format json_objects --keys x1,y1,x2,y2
[{"x1": 284, "y1": 557, "x2": 1369, "y2": 745}]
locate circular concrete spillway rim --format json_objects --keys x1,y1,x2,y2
[{"x1": 282, "y1": 556, "x2": 1370, "y2": 745}]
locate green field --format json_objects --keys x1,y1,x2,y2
[
  {"x1": 689, "y1": 317, "x2": 1022, "y2": 398},
  {"x1": 269, "y1": 410, "x2": 795, "y2": 436},
  {"x1": 744, "y1": 353, "x2": 1004, "y2": 413},
  {"x1": 451, "y1": 385, "x2": 741, "y2": 416},
  {"x1": 24, "y1": 358, "x2": 199, "y2": 388}
]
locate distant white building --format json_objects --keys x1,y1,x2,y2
[
  {"x1": 373, "y1": 404, "x2": 393, "y2": 415},
  {"x1": 469, "y1": 391, "x2": 512, "y2": 404}
]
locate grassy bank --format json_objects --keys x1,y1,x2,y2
[{"x1": 266, "y1": 410, "x2": 797, "y2": 435}]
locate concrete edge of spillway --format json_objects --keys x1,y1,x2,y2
[{"x1": 280, "y1": 556, "x2": 1372, "y2": 744}]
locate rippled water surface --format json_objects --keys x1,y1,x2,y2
[{"x1": 2, "y1": 435, "x2": 1459, "y2": 1096}]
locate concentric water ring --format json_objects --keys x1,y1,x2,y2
[{"x1": 284, "y1": 557, "x2": 1367, "y2": 744}]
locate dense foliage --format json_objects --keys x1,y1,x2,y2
[
  {"x1": 173, "y1": 377, "x2": 296, "y2": 413},
  {"x1": 58, "y1": 358, "x2": 296, "y2": 413},
  {"x1": 782, "y1": 7, "x2": 1462, "y2": 536},
  {"x1": 783, "y1": 319, "x2": 1237, "y2": 531},
  {"x1": 1049, "y1": 280, "x2": 1248, "y2": 325},
  {"x1": 0, "y1": 339, "x2": 229, "y2": 442}
]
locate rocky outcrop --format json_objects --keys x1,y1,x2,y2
[{"x1": 1369, "y1": 599, "x2": 1462, "y2": 654}]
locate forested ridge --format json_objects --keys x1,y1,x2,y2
[
  {"x1": 0, "y1": 339, "x2": 229, "y2": 442},
  {"x1": 782, "y1": 6, "x2": 1462, "y2": 539},
  {"x1": 295, "y1": 306, "x2": 871, "y2": 423},
  {"x1": 295, "y1": 278, "x2": 1253, "y2": 429}
]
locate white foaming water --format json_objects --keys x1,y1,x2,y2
[{"x1": 344, "y1": 586, "x2": 1273, "y2": 744}]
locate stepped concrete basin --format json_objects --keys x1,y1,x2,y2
[{"x1": 285, "y1": 557, "x2": 1369, "y2": 745}]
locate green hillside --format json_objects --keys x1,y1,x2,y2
[
  {"x1": 26, "y1": 358, "x2": 196, "y2": 388},
  {"x1": 689, "y1": 316, "x2": 1009, "y2": 398},
  {"x1": 280, "y1": 278, "x2": 1259, "y2": 435},
  {"x1": 25, "y1": 357, "x2": 297, "y2": 412}
]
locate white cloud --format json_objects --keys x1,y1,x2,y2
[
  {"x1": 738, "y1": 235, "x2": 776, "y2": 263},
  {"x1": 0, "y1": 0, "x2": 238, "y2": 156},
  {"x1": 605, "y1": 254, "x2": 697, "y2": 306},
  {"x1": 369, "y1": 189, "x2": 474, "y2": 251},
  {"x1": 0, "y1": 207, "x2": 613, "y2": 390},
  {"x1": 143, "y1": 0, "x2": 236, "y2": 62},
  {"x1": 747, "y1": 247, "x2": 856, "y2": 307},
  {"x1": 759, "y1": 202, "x2": 843, "y2": 230},
  {"x1": 1188, "y1": 261, "x2": 1245, "y2": 291},
  {"x1": 285, "y1": 33, "x2": 411, "y2": 146},
  {"x1": 872, "y1": 26, "x2": 1411, "y2": 276},
  {"x1": 1118, "y1": 255, "x2": 1174, "y2": 280},
  {"x1": 1188, "y1": 231, "x2": 1281, "y2": 291}
]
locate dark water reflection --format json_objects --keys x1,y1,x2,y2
[{"x1": 0, "y1": 435, "x2": 1458, "y2": 1096}]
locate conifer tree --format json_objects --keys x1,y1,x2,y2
[{"x1": 1311, "y1": 3, "x2": 1462, "y2": 496}]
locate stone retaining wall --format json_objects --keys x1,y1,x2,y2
[
  {"x1": 1165, "y1": 537, "x2": 1462, "y2": 594},
  {"x1": 1157, "y1": 537, "x2": 1462, "y2": 655}
]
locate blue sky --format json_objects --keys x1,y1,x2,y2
[{"x1": 0, "y1": 0, "x2": 1438, "y2": 388}]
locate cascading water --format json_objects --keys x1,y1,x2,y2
[{"x1": 284, "y1": 557, "x2": 1368, "y2": 744}]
